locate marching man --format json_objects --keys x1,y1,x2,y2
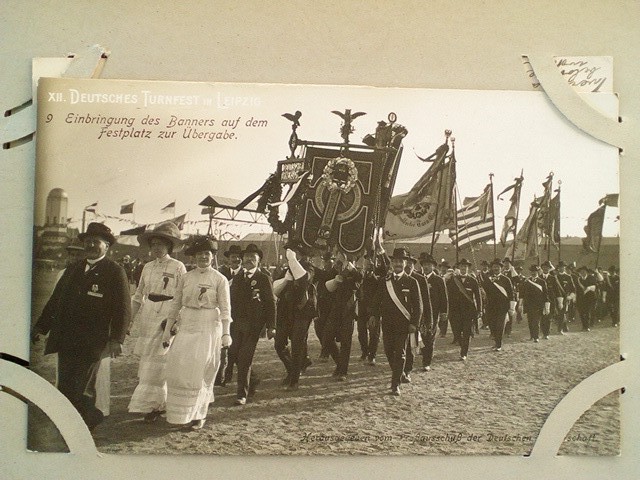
[
  {"x1": 371, "y1": 247, "x2": 423, "y2": 396},
  {"x1": 446, "y1": 259, "x2": 482, "y2": 361},
  {"x1": 480, "y1": 259, "x2": 516, "y2": 351}
]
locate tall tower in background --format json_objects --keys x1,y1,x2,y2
[
  {"x1": 37, "y1": 188, "x2": 72, "y2": 260},
  {"x1": 45, "y1": 188, "x2": 68, "y2": 227}
]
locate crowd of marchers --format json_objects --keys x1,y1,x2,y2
[{"x1": 32, "y1": 221, "x2": 620, "y2": 431}]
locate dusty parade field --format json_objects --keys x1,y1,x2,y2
[{"x1": 28, "y1": 269, "x2": 620, "y2": 456}]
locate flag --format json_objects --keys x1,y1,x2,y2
[
  {"x1": 449, "y1": 183, "x2": 494, "y2": 249},
  {"x1": 582, "y1": 205, "x2": 606, "y2": 253},
  {"x1": 384, "y1": 156, "x2": 456, "y2": 240},
  {"x1": 548, "y1": 190, "x2": 561, "y2": 245},
  {"x1": 513, "y1": 198, "x2": 540, "y2": 261},
  {"x1": 120, "y1": 202, "x2": 134, "y2": 215},
  {"x1": 167, "y1": 213, "x2": 187, "y2": 230},
  {"x1": 600, "y1": 193, "x2": 619, "y2": 208},
  {"x1": 161, "y1": 201, "x2": 175, "y2": 212},
  {"x1": 85, "y1": 202, "x2": 97, "y2": 213},
  {"x1": 537, "y1": 174, "x2": 554, "y2": 237},
  {"x1": 499, "y1": 176, "x2": 523, "y2": 246}
]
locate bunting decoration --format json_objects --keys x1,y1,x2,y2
[{"x1": 120, "y1": 202, "x2": 135, "y2": 215}]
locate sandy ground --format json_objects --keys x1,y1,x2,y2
[{"x1": 28, "y1": 268, "x2": 620, "y2": 455}]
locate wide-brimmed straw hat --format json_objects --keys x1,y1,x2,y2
[{"x1": 137, "y1": 221, "x2": 183, "y2": 251}]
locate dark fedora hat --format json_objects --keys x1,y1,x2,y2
[
  {"x1": 529, "y1": 264, "x2": 540, "y2": 272},
  {"x1": 223, "y1": 244, "x2": 243, "y2": 258},
  {"x1": 137, "y1": 221, "x2": 183, "y2": 251},
  {"x1": 390, "y1": 247, "x2": 411, "y2": 260},
  {"x1": 457, "y1": 258, "x2": 473, "y2": 267},
  {"x1": 184, "y1": 236, "x2": 219, "y2": 256},
  {"x1": 490, "y1": 258, "x2": 503, "y2": 267},
  {"x1": 243, "y1": 243, "x2": 263, "y2": 259},
  {"x1": 419, "y1": 252, "x2": 437, "y2": 265},
  {"x1": 78, "y1": 222, "x2": 116, "y2": 245},
  {"x1": 557, "y1": 261, "x2": 567, "y2": 268},
  {"x1": 540, "y1": 260, "x2": 554, "y2": 269}
]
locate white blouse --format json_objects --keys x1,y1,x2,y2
[
  {"x1": 167, "y1": 266, "x2": 231, "y2": 323},
  {"x1": 132, "y1": 255, "x2": 187, "y2": 305}
]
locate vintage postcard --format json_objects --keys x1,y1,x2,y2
[{"x1": 29, "y1": 77, "x2": 619, "y2": 455}]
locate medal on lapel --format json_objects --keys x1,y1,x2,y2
[{"x1": 87, "y1": 284, "x2": 103, "y2": 298}]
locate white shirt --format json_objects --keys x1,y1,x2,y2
[{"x1": 85, "y1": 255, "x2": 106, "y2": 272}]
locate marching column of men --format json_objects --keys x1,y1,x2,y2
[{"x1": 33, "y1": 225, "x2": 623, "y2": 432}]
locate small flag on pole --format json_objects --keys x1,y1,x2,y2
[
  {"x1": 599, "y1": 193, "x2": 619, "y2": 208},
  {"x1": 120, "y1": 202, "x2": 135, "y2": 215},
  {"x1": 161, "y1": 201, "x2": 176, "y2": 213},
  {"x1": 85, "y1": 202, "x2": 98, "y2": 213}
]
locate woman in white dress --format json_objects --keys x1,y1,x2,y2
[
  {"x1": 127, "y1": 221, "x2": 186, "y2": 422},
  {"x1": 161, "y1": 236, "x2": 232, "y2": 429}
]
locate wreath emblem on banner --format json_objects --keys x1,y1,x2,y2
[{"x1": 321, "y1": 157, "x2": 358, "y2": 194}]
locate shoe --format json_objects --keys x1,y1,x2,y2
[
  {"x1": 460, "y1": 356, "x2": 467, "y2": 361},
  {"x1": 534, "y1": 338, "x2": 539, "y2": 343},
  {"x1": 544, "y1": 335, "x2": 549, "y2": 340},
  {"x1": 332, "y1": 368, "x2": 340, "y2": 377},
  {"x1": 235, "y1": 397, "x2": 247, "y2": 406},
  {"x1": 495, "y1": 347, "x2": 502, "y2": 352},
  {"x1": 368, "y1": 358, "x2": 376, "y2": 366},
  {"x1": 286, "y1": 383, "x2": 299, "y2": 391},
  {"x1": 613, "y1": 323, "x2": 619, "y2": 327},
  {"x1": 558, "y1": 331, "x2": 565, "y2": 336},
  {"x1": 422, "y1": 365, "x2": 431, "y2": 372},
  {"x1": 391, "y1": 386, "x2": 400, "y2": 396},
  {"x1": 248, "y1": 378, "x2": 260, "y2": 396},
  {"x1": 400, "y1": 374, "x2": 411, "y2": 384},
  {"x1": 451, "y1": 339, "x2": 459, "y2": 345},
  {"x1": 281, "y1": 374, "x2": 292, "y2": 386},
  {"x1": 301, "y1": 357, "x2": 312, "y2": 373},
  {"x1": 337, "y1": 375, "x2": 347, "y2": 381},
  {"x1": 190, "y1": 419, "x2": 206, "y2": 430},
  {"x1": 143, "y1": 410, "x2": 164, "y2": 423},
  {"x1": 360, "y1": 353, "x2": 367, "y2": 361}
]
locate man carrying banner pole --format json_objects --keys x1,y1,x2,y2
[{"x1": 370, "y1": 247, "x2": 423, "y2": 396}]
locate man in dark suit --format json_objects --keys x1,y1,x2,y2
[
  {"x1": 446, "y1": 259, "x2": 481, "y2": 361},
  {"x1": 418, "y1": 253, "x2": 447, "y2": 371},
  {"x1": 520, "y1": 265, "x2": 550, "y2": 342},
  {"x1": 555, "y1": 261, "x2": 576, "y2": 333},
  {"x1": 575, "y1": 266, "x2": 598, "y2": 332},
  {"x1": 314, "y1": 252, "x2": 338, "y2": 361},
  {"x1": 539, "y1": 261, "x2": 565, "y2": 339},
  {"x1": 216, "y1": 244, "x2": 243, "y2": 386},
  {"x1": 228, "y1": 243, "x2": 276, "y2": 405},
  {"x1": 322, "y1": 254, "x2": 362, "y2": 381},
  {"x1": 356, "y1": 258, "x2": 384, "y2": 366},
  {"x1": 219, "y1": 244, "x2": 243, "y2": 280},
  {"x1": 480, "y1": 259, "x2": 516, "y2": 351},
  {"x1": 32, "y1": 222, "x2": 131, "y2": 430},
  {"x1": 371, "y1": 247, "x2": 422, "y2": 396},
  {"x1": 403, "y1": 254, "x2": 432, "y2": 382},
  {"x1": 273, "y1": 244, "x2": 317, "y2": 390}
]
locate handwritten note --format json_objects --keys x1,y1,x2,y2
[{"x1": 522, "y1": 56, "x2": 612, "y2": 93}]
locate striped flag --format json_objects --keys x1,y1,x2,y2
[{"x1": 450, "y1": 183, "x2": 494, "y2": 249}]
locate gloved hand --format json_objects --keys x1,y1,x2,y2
[{"x1": 221, "y1": 334, "x2": 232, "y2": 348}]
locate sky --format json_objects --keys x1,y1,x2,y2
[{"x1": 34, "y1": 78, "x2": 619, "y2": 240}]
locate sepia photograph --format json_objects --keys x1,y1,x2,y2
[{"x1": 28, "y1": 77, "x2": 620, "y2": 456}]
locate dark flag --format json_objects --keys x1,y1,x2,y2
[
  {"x1": 161, "y1": 201, "x2": 175, "y2": 212},
  {"x1": 120, "y1": 202, "x2": 135, "y2": 215},
  {"x1": 85, "y1": 202, "x2": 98, "y2": 213},
  {"x1": 167, "y1": 213, "x2": 187, "y2": 230},
  {"x1": 513, "y1": 198, "x2": 540, "y2": 261},
  {"x1": 537, "y1": 173, "x2": 554, "y2": 237},
  {"x1": 548, "y1": 190, "x2": 561, "y2": 246},
  {"x1": 498, "y1": 175, "x2": 523, "y2": 246},
  {"x1": 600, "y1": 193, "x2": 619, "y2": 208},
  {"x1": 582, "y1": 205, "x2": 606, "y2": 253}
]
